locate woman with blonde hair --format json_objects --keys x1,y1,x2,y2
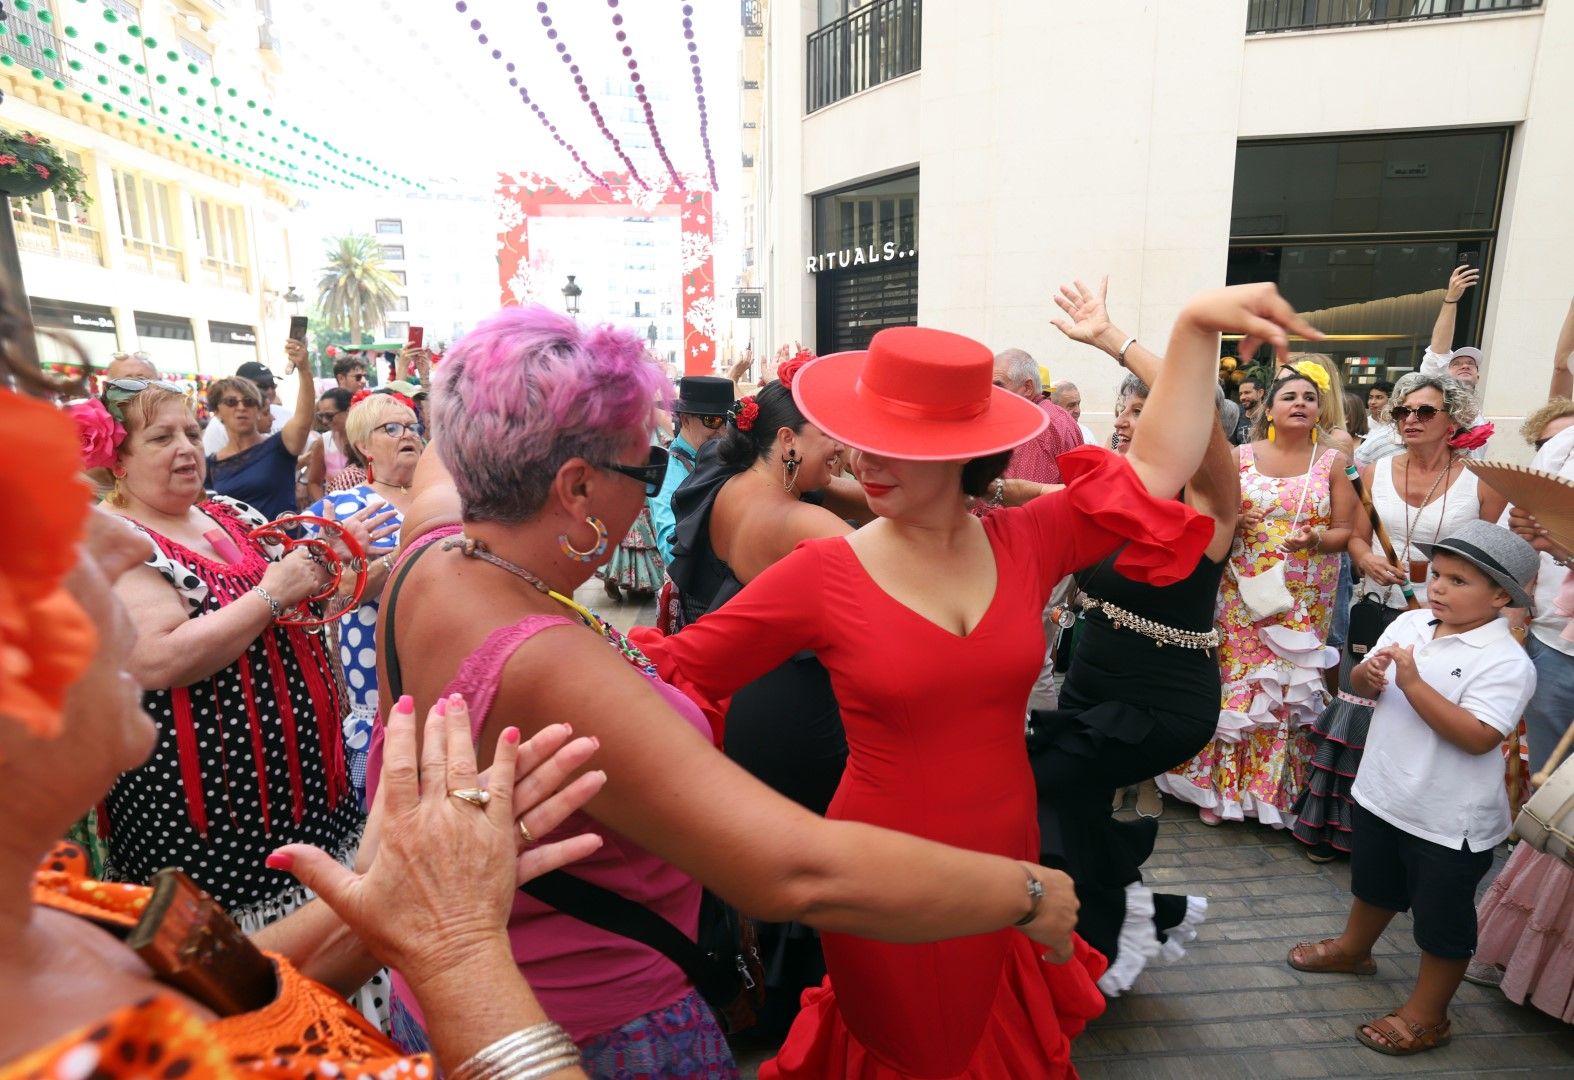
[{"x1": 304, "y1": 389, "x2": 422, "y2": 807}]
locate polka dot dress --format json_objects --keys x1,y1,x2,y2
[
  {"x1": 103, "y1": 498, "x2": 365, "y2": 922},
  {"x1": 303, "y1": 486, "x2": 403, "y2": 809}
]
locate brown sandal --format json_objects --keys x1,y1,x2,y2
[
  {"x1": 1356, "y1": 1012, "x2": 1451, "y2": 1056},
  {"x1": 1286, "y1": 938, "x2": 1377, "y2": 975}
]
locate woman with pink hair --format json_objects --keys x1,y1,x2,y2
[{"x1": 372, "y1": 305, "x2": 1084, "y2": 1077}]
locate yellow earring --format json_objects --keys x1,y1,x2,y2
[{"x1": 1267, "y1": 419, "x2": 1276, "y2": 443}]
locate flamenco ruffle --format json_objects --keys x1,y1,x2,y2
[
  {"x1": 1475, "y1": 842, "x2": 1574, "y2": 1023},
  {"x1": 760, "y1": 934, "x2": 1108, "y2": 1079},
  {"x1": 1056, "y1": 446, "x2": 1214, "y2": 588},
  {"x1": 1154, "y1": 771, "x2": 1299, "y2": 829},
  {"x1": 1095, "y1": 887, "x2": 1208, "y2": 998},
  {"x1": 1214, "y1": 625, "x2": 1336, "y2": 743},
  {"x1": 1291, "y1": 693, "x2": 1374, "y2": 853}
]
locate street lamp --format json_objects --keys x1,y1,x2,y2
[
  {"x1": 647, "y1": 321, "x2": 658, "y2": 350},
  {"x1": 561, "y1": 275, "x2": 582, "y2": 316}
]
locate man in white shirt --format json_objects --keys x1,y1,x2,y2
[{"x1": 1049, "y1": 381, "x2": 1098, "y2": 445}]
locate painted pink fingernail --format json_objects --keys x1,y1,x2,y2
[
  {"x1": 434, "y1": 698, "x2": 448, "y2": 717},
  {"x1": 265, "y1": 852, "x2": 293, "y2": 871},
  {"x1": 590, "y1": 736, "x2": 601, "y2": 749},
  {"x1": 396, "y1": 694, "x2": 414, "y2": 713},
  {"x1": 502, "y1": 727, "x2": 520, "y2": 744},
  {"x1": 449, "y1": 692, "x2": 466, "y2": 710}
]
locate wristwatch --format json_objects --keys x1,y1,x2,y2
[{"x1": 1049, "y1": 605, "x2": 1077, "y2": 630}]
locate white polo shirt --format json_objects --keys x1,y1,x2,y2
[{"x1": 1351, "y1": 608, "x2": 1536, "y2": 852}]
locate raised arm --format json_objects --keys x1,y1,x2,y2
[
  {"x1": 1429, "y1": 265, "x2": 1479, "y2": 357},
  {"x1": 1052, "y1": 277, "x2": 1319, "y2": 499},
  {"x1": 280, "y1": 338, "x2": 317, "y2": 456},
  {"x1": 1552, "y1": 295, "x2": 1574, "y2": 402},
  {"x1": 1049, "y1": 277, "x2": 1239, "y2": 559}
]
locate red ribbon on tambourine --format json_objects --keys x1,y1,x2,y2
[{"x1": 247, "y1": 515, "x2": 368, "y2": 628}]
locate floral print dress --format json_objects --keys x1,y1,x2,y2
[{"x1": 1158, "y1": 444, "x2": 1341, "y2": 825}]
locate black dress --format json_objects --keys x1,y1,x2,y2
[
  {"x1": 668, "y1": 440, "x2": 847, "y2": 1036},
  {"x1": 103, "y1": 497, "x2": 365, "y2": 926},
  {"x1": 1028, "y1": 550, "x2": 1223, "y2": 995}
]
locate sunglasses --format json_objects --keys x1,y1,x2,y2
[
  {"x1": 373, "y1": 422, "x2": 420, "y2": 439},
  {"x1": 106, "y1": 377, "x2": 181, "y2": 394},
  {"x1": 315, "y1": 410, "x2": 342, "y2": 423},
  {"x1": 218, "y1": 396, "x2": 257, "y2": 409},
  {"x1": 1391, "y1": 405, "x2": 1443, "y2": 423},
  {"x1": 598, "y1": 444, "x2": 670, "y2": 496},
  {"x1": 691, "y1": 414, "x2": 727, "y2": 430}
]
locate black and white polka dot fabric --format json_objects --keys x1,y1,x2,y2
[{"x1": 103, "y1": 498, "x2": 365, "y2": 922}]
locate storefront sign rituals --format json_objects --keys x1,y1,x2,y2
[{"x1": 806, "y1": 242, "x2": 915, "y2": 274}]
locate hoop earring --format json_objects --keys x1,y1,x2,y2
[
  {"x1": 781, "y1": 448, "x2": 800, "y2": 493},
  {"x1": 558, "y1": 515, "x2": 609, "y2": 563}
]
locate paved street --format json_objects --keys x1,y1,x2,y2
[{"x1": 586, "y1": 587, "x2": 1574, "y2": 1078}]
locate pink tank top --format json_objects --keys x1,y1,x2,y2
[{"x1": 377, "y1": 530, "x2": 707, "y2": 1041}]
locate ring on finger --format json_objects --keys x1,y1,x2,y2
[
  {"x1": 448, "y1": 788, "x2": 490, "y2": 808},
  {"x1": 518, "y1": 819, "x2": 536, "y2": 845}
]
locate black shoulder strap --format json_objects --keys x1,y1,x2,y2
[
  {"x1": 379, "y1": 534, "x2": 732, "y2": 1002},
  {"x1": 518, "y1": 873, "x2": 733, "y2": 1004},
  {"x1": 382, "y1": 536, "x2": 439, "y2": 701}
]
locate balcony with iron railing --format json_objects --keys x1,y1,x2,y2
[
  {"x1": 807, "y1": 0, "x2": 921, "y2": 113},
  {"x1": 1247, "y1": 0, "x2": 1541, "y2": 34}
]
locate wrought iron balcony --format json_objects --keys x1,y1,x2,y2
[
  {"x1": 1248, "y1": 0, "x2": 1541, "y2": 34},
  {"x1": 807, "y1": 0, "x2": 921, "y2": 113}
]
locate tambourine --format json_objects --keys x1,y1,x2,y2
[{"x1": 247, "y1": 515, "x2": 368, "y2": 628}]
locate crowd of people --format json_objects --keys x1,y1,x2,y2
[{"x1": 1, "y1": 255, "x2": 1570, "y2": 1080}]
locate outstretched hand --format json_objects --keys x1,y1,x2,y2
[
  {"x1": 267, "y1": 695, "x2": 604, "y2": 984},
  {"x1": 1050, "y1": 277, "x2": 1114, "y2": 348},
  {"x1": 1176, "y1": 284, "x2": 1323, "y2": 366}
]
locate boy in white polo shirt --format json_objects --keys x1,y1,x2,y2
[{"x1": 1284, "y1": 519, "x2": 1538, "y2": 1057}]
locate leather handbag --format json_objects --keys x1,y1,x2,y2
[
  {"x1": 1345, "y1": 591, "x2": 1403, "y2": 661},
  {"x1": 1513, "y1": 719, "x2": 1574, "y2": 867}
]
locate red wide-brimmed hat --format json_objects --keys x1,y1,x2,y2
[{"x1": 791, "y1": 326, "x2": 1048, "y2": 460}]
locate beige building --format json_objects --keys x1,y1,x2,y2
[
  {"x1": 758, "y1": 0, "x2": 1571, "y2": 455},
  {"x1": 2, "y1": 0, "x2": 306, "y2": 379}
]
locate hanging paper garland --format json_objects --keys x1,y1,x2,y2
[
  {"x1": 677, "y1": 3, "x2": 718, "y2": 189},
  {"x1": 527, "y1": 1, "x2": 648, "y2": 189},
  {"x1": 452, "y1": 1, "x2": 606, "y2": 190},
  {"x1": 603, "y1": 0, "x2": 683, "y2": 190}
]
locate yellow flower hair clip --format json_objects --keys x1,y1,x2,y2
[{"x1": 1289, "y1": 360, "x2": 1330, "y2": 396}]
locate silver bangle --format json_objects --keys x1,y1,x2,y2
[
  {"x1": 988, "y1": 477, "x2": 1007, "y2": 509},
  {"x1": 449, "y1": 1023, "x2": 580, "y2": 1080},
  {"x1": 1117, "y1": 336, "x2": 1137, "y2": 367},
  {"x1": 251, "y1": 585, "x2": 283, "y2": 620}
]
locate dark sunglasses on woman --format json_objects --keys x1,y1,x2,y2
[
  {"x1": 1390, "y1": 405, "x2": 1442, "y2": 423},
  {"x1": 598, "y1": 444, "x2": 670, "y2": 496}
]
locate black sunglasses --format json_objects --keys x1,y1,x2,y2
[
  {"x1": 694, "y1": 414, "x2": 727, "y2": 430},
  {"x1": 598, "y1": 444, "x2": 670, "y2": 496},
  {"x1": 1391, "y1": 405, "x2": 1443, "y2": 423}
]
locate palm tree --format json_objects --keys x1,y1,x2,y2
[{"x1": 316, "y1": 234, "x2": 401, "y2": 344}]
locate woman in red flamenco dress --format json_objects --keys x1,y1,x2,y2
[{"x1": 640, "y1": 285, "x2": 1320, "y2": 1078}]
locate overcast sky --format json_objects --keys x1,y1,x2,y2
[{"x1": 274, "y1": 0, "x2": 743, "y2": 200}]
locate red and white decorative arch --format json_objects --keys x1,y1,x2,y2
[{"x1": 495, "y1": 171, "x2": 715, "y2": 375}]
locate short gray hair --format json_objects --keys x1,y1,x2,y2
[
  {"x1": 994, "y1": 348, "x2": 1040, "y2": 394},
  {"x1": 1385, "y1": 371, "x2": 1477, "y2": 430},
  {"x1": 1050, "y1": 381, "x2": 1078, "y2": 401},
  {"x1": 1115, "y1": 373, "x2": 1150, "y2": 405}
]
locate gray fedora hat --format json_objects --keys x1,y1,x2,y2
[{"x1": 1417, "y1": 519, "x2": 1539, "y2": 610}]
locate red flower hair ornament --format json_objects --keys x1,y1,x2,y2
[
  {"x1": 776, "y1": 350, "x2": 815, "y2": 391},
  {"x1": 730, "y1": 396, "x2": 760, "y2": 433},
  {"x1": 1448, "y1": 421, "x2": 1494, "y2": 451}
]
